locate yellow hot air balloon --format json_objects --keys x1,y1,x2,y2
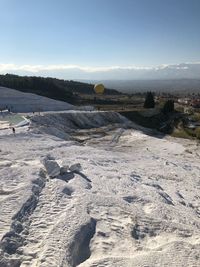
[{"x1": 94, "y1": 83, "x2": 105, "y2": 94}]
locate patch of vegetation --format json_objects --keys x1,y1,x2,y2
[
  {"x1": 162, "y1": 100, "x2": 174, "y2": 115},
  {"x1": 143, "y1": 92, "x2": 155, "y2": 108},
  {"x1": 121, "y1": 95, "x2": 200, "y2": 140},
  {"x1": 190, "y1": 113, "x2": 200, "y2": 121},
  {"x1": 0, "y1": 74, "x2": 120, "y2": 104},
  {"x1": 172, "y1": 128, "x2": 194, "y2": 139},
  {"x1": 172, "y1": 127, "x2": 200, "y2": 139},
  {"x1": 196, "y1": 128, "x2": 200, "y2": 139},
  {"x1": 120, "y1": 110, "x2": 166, "y2": 130}
]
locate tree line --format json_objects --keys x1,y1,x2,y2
[
  {"x1": 144, "y1": 91, "x2": 174, "y2": 114},
  {"x1": 0, "y1": 74, "x2": 119, "y2": 103}
]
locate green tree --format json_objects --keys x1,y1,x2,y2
[
  {"x1": 144, "y1": 92, "x2": 155, "y2": 108},
  {"x1": 162, "y1": 100, "x2": 174, "y2": 114}
]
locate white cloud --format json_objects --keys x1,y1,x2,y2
[
  {"x1": 0, "y1": 63, "x2": 154, "y2": 73},
  {"x1": 0, "y1": 62, "x2": 199, "y2": 79}
]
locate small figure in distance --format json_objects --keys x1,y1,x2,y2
[{"x1": 12, "y1": 127, "x2": 15, "y2": 135}]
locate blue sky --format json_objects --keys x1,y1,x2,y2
[{"x1": 0, "y1": 0, "x2": 200, "y2": 79}]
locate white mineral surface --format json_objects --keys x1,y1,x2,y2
[{"x1": 0, "y1": 110, "x2": 199, "y2": 267}]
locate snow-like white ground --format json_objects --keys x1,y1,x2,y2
[
  {"x1": 0, "y1": 87, "x2": 75, "y2": 113},
  {"x1": 0, "y1": 111, "x2": 199, "y2": 267}
]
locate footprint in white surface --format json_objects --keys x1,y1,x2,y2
[
  {"x1": 123, "y1": 196, "x2": 138, "y2": 203},
  {"x1": 62, "y1": 186, "x2": 74, "y2": 196}
]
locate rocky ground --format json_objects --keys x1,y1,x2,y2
[{"x1": 0, "y1": 111, "x2": 199, "y2": 267}]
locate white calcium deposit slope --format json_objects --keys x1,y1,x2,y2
[
  {"x1": 0, "y1": 86, "x2": 75, "y2": 112},
  {"x1": 0, "y1": 111, "x2": 199, "y2": 267}
]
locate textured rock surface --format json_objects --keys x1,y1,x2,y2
[
  {"x1": 0, "y1": 112, "x2": 199, "y2": 267},
  {"x1": 42, "y1": 158, "x2": 60, "y2": 178}
]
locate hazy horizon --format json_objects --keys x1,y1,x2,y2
[
  {"x1": 0, "y1": 0, "x2": 200, "y2": 81},
  {"x1": 1, "y1": 62, "x2": 200, "y2": 81}
]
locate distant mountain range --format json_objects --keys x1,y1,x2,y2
[
  {"x1": 1, "y1": 62, "x2": 200, "y2": 81},
  {"x1": 77, "y1": 63, "x2": 200, "y2": 80}
]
